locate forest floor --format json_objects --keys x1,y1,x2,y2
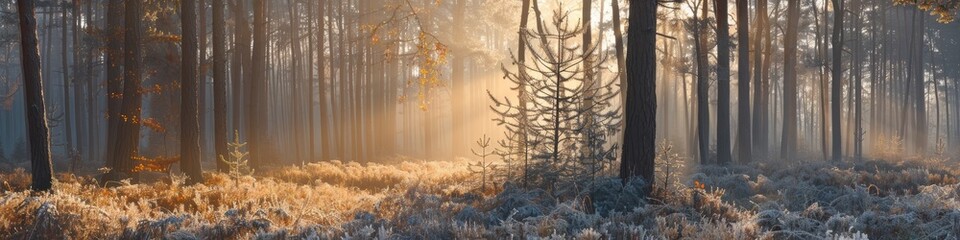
[{"x1": 1, "y1": 155, "x2": 960, "y2": 239}]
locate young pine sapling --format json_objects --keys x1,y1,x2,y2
[
  {"x1": 220, "y1": 130, "x2": 254, "y2": 184},
  {"x1": 469, "y1": 135, "x2": 496, "y2": 191}
]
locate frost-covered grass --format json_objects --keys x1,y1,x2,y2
[{"x1": 1, "y1": 157, "x2": 959, "y2": 239}]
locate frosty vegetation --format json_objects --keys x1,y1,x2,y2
[{"x1": 3, "y1": 152, "x2": 960, "y2": 239}]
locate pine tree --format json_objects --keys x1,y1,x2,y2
[{"x1": 16, "y1": 0, "x2": 55, "y2": 191}]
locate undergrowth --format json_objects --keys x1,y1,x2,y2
[{"x1": 1, "y1": 156, "x2": 959, "y2": 239}]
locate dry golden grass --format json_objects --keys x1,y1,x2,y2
[{"x1": 0, "y1": 158, "x2": 478, "y2": 239}]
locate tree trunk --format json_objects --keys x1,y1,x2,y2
[
  {"x1": 231, "y1": 0, "x2": 249, "y2": 145},
  {"x1": 250, "y1": 0, "x2": 267, "y2": 168},
  {"x1": 110, "y1": 0, "x2": 144, "y2": 181},
  {"x1": 914, "y1": 13, "x2": 926, "y2": 154},
  {"x1": 751, "y1": 0, "x2": 767, "y2": 157},
  {"x1": 317, "y1": 0, "x2": 331, "y2": 161},
  {"x1": 17, "y1": 0, "x2": 55, "y2": 191},
  {"x1": 715, "y1": 0, "x2": 732, "y2": 164},
  {"x1": 287, "y1": 0, "x2": 303, "y2": 163},
  {"x1": 181, "y1": 0, "x2": 204, "y2": 184},
  {"x1": 620, "y1": 0, "x2": 657, "y2": 190},
  {"x1": 612, "y1": 0, "x2": 626, "y2": 108},
  {"x1": 781, "y1": 0, "x2": 800, "y2": 160},
  {"x1": 696, "y1": 0, "x2": 711, "y2": 164},
  {"x1": 103, "y1": 0, "x2": 123, "y2": 179},
  {"x1": 735, "y1": 0, "x2": 750, "y2": 162},
  {"x1": 60, "y1": 2, "x2": 74, "y2": 162},
  {"x1": 831, "y1": 0, "x2": 843, "y2": 162},
  {"x1": 213, "y1": 0, "x2": 229, "y2": 172}
]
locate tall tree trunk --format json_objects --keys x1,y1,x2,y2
[
  {"x1": 250, "y1": 0, "x2": 267, "y2": 168},
  {"x1": 317, "y1": 0, "x2": 331, "y2": 161},
  {"x1": 199, "y1": 0, "x2": 208, "y2": 162},
  {"x1": 231, "y1": 0, "x2": 249, "y2": 144},
  {"x1": 715, "y1": 0, "x2": 732, "y2": 164},
  {"x1": 612, "y1": 0, "x2": 626, "y2": 108},
  {"x1": 781, "y1": 0, "x2": 800, "y2": 160},
  {"x1": 110, "y1": 0, "x2": 144, "y2": 181},
  {"x1": 181, "y1": 0, "x2": 204, "y2": 184},
  {"x1": 287, "y1": 0, "x2": 303, "y2": 163},
  {"x1": 213, "y1": 0, "x2": 229, "y2": 172},
  {"x1": 104, "y1": 0, "x2": 123, "y2": 178},
  {"x1": 735, "y1": 0, "x2": 750, "y2": 162},
  {"x1": 581, "y1": 0, "x2": 596, "y2": 158},
  {"x1": 307, "y1": 0, "x2": 316, "y2": 161},
  {"x1": 814, "y1": 0, "x2": 828, "y2": 160},
  {"x1": 620, "y1": 0, "x2": 657, "y2": 190},
  {"x1": 831, "y1": 0, "x2": 843, "y2": 162},
  {"x1": 751, "y1": 0, "x2": 767, "y2": 157},
  {"x1": 60, "y1": 2, "x2": 74, "y2": 162},
  {"x1": 84, "y1": 0, "x2": 95, "y2": 165},
  {"x1": 914, "y1": 13, "x2": 926, "y2": 154},
  {"x1": 516, "y1": 0, "x2": 532, "y2": 184},
  {"x1": 696, "y1": 0, "x2": 711, "y2": 163},
  {"x1": 17, "y1": 0, "x2": 55, "y2": 191},
  {"x1": 853, "y1": 0, "x2": 863, "y2": 161}
]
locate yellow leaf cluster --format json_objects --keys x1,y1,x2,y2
[
  {"x1": 414, "y1": 31, "x2": 448, "y2": 111},
  {"x1": 895, "y1": 0, "x2": 959, "y2": 23}
]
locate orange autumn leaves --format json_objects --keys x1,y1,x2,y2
[
  {"x1": 414, "y1": 31, "x2": 448, "y2": 111},
  {"x1": 895, "y1": 0, "x2": 959, "y2": 23}
]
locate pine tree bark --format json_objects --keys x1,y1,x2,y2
[
  {"x1": 695, "y1": 0, "x2": 711, "y2": 163},
  {"x1": 181, "y1": 0, "x2": 204, "y2": 184},
  {"x1": 751, "y1": 0, "x2": 768, "y2": 157},
  {"x1": 287, "y1": 0, "x2": 303, "y2": 163},
  {"x1": 250, "y1": 0, "x2": 267, "y2": 168},
  {"x1": 620, "y1": 0, "x2": 657, "y2": 189},
  {"x1": 213, "y1": 0, "x2": 229, "y2": 172},
  {"x1": 715, "y1": 0, "x2": 732, "y2": 164},
  {"x1": 612, "y1": 0, "x2": 626, "y2": 106},
  {"x1": 735, "y1": 0, "x2": 751, "y2": 162},
  {"x1": 17, "y1": 0, "x2": 55, "y2": 191},
  {"x1": 831, "y1": 0, "x2": 843, "y2": 162},
  {"x1": 103, "y1": 0, "x2": 123, "y2": 179},
  {"x1": 781, "y1": 0, "x2": 800, "y2": 160},
  {"x1": 60, "y1": 2, "x2": 73, "y2": 161},
  {"x1": 110, "y1": 0, "x2": 145, "y2": 181},
  {"x1": 317, "y1": 0, "x2": 331, "y2": 161},
  {"x1": 231, "y1": 0, "x2": 249, "y2": 144}
]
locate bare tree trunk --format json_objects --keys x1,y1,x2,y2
[
  {"x1": 914, "y1": 13, "x2": 927, "y2": 154},
  {"x1": 317, "y1": 0, "x2": 331, "y2": 161},
  {"x1": 287, "y1": 0, "x2": 303, "y2": 163},
  {"x1": 213, "y1": 0, "x2": 229, "y2": 172},
  {"x1": 17, "y1": 0, "x2": 55, "y2": 191},
  {"x1": 715, "y1": 0, "x2": 732, "y2": 164},
  {"x1": 612, "y1": 0, "x2": 626, "y2": 107},
  {"x1": 250, "y1": 0, "x2": 267, "y2": 168},
  {"x1": 181, "y1": 0, "x2": 204, "y2": 184},
  {"x1": 110, "y1": 0, "x2": 144, "y2": 181},
  {"x1": 60, "y1": 2, "x2": 73, "y2": 162},
  {"x1": 751, "y1": 0, "x2": 767, "y2": 157},
  {"x1": 735, "y1": 0, "x2": 750, "y2": 162},
  {"x1": 831, "y1": 0, "x2": 843, "y2": 162},
  {"x1": 620, "y1": 0, "x2": 657, "y2": 190},
  {"x1": 781, "y1": 0, "x2": 800, "y2": 160},
  {"x1": 696, "y1": 0, "x2": 711, "y2": 164},
  {"x1": 103, "y1": 0, "x2": 123, "y2": 179},
  {"x1": 231, "y1": 0, "x2": 249, "y2": 146}
]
